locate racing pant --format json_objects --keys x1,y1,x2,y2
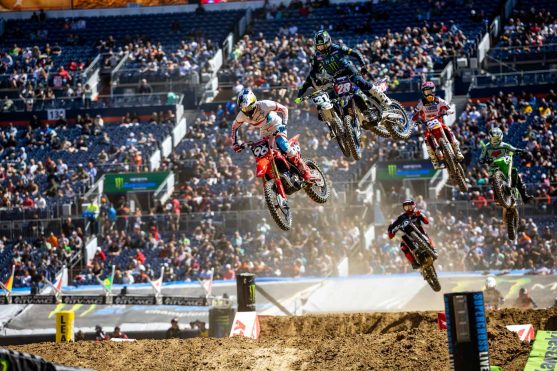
[
  {"x1": 274, "y1": 125, "x2": 314, "y2": 182},
  {"x1": 400, "y1": 231, "x2": 434, "y2": 269},
  {"x1": 510, "y1": 168, "x2": 533, "y2": 202},
  {"x1": 344, "y1": 64, "x2": 392, "y2": 108}
]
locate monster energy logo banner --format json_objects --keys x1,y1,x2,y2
[
  {"x1": 377, "y1": 160, "x2": 437, "y2": 180},
  {"x1": 104, "y1": 172, "x2": 170, "y2": 193}
]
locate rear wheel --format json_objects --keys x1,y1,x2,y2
[
  {"x1": 455, "y1": 163, "x2": 468, "y2": 193},
  {"x1": 343, "y1": 115, "x2": 362, "y2": 160},
  {"x1": 505, "y1": 207, "x2": 519, "y2": 240},
  {"x1": 264, "y1": 180, "x2": 292, "y2": 231},
  {"x1": 304, "y1": 159, "x2": 329, "y2": 204},
  {"x1": 492, "y1": 171, "x2": 514, "y2": 209},
  {"x1": 383, "y1": 99, "x2": 412, "y2": 140}
]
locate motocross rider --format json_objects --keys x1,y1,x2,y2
[
  {"x1": 294, "y1": 30, "x2": 391, "y2": 125},
  {"x1": 483, "y1": 276, "x2": 504, "y2": 310},
  {"x1": 231, "y1": 88, "x2": 316, "y2": 182},
  {"x1": 479, "y1": 127, "x2": 534, "y2": 203},
  {"x1": 387, "y1": 199, "x2": 435, "y2": 270},
  {"x1": 412, "y1": 81, "x2": 464, "y2": 169}
]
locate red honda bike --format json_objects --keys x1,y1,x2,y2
[{"x1": 239, "y1": 134, "x2": 329, "y2": 231}]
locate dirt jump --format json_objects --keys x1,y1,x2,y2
[{"x1": 7, "y1": 308, "x2": 557, "y2": 371}]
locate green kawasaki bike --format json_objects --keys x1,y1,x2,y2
[{"x1": 485, "y1": 154, "x2": 520, "y2": 240}]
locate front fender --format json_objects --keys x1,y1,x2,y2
[{"x1": 256, "y1": 158, "x2": 270, "y2": 178}]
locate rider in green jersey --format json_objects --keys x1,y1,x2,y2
[{"x1": 479, "y1": 128, "x2": 534, "y2": 203}]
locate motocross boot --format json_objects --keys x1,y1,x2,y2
[
  {"x1": 289, "y1": 152, "x2": 318, "y2": 183},
  {"x1": 451, "y1": 140, "x2": 464, "y2": 162},
  {"x1": 402, "y1": 245, "x2": 420, "y2": 270},
  {"x1": 515, "y1": 175, "x2": 535, "y2": 204},
  {"x1": 368, "y1": 85, "x2": 392, "y2": 108}
]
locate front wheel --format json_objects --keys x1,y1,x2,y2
[
  {"x1": 304, "y1": 159, "x2": 329, "y2": 204},
  {"x1": 492, "y1": 171, "x2": 514, "y2": 209},
  {"x1": 423, "y1": 265, "x2": 441, "y2": 292},
  {"x1": 330, "y1": 112, "x2": 351, "y2": 158},
  {"x1": 264, "y1": 180, "x2": 292, "y2": 231},
  {"x1": 343, "y1": 115, "x2": 362, "y2": 160},
  {"x1": 383, "y1": 99, "x2": 412, "y2": 140}
]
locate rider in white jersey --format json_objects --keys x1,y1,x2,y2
[{"x1": 231, "y1": 88, "x2": 315, "y2": 182}]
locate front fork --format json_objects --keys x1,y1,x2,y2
[{"x1": 270, "y1": 158, "x2": 287, "y2": 199}]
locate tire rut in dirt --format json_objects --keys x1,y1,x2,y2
[
  {"x1": 343, "y1": 115, "x2": 362, "y2": 160},
  {"x1": 304, "y1": 159, "x2": 329, "y2": 204},
  {"x1": 264, "y1": 180, "x2": 292, "y2": 231},
  {"x1": 492, "y1": 171, "x2": 514, "y2": 209},
  {"x1": 384, "y1": 99, "x2": 411, "y2": 140}
]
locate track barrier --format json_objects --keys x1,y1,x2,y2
[
  {"x1": 524, "y1": 331, "x2": 557, "y2": 371},
  {"x1": 230, "y1": 273, "x2": 260, "y2": 339},
  {"x1": 444, "y1": 292, "x2": 491, "y2": 371},
  {"x1": 55, "y1": 311, "x2": 74, "y2": 343}
]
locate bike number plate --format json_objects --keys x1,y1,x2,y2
[
  {"x1": 250, "y1": 139, "x2": 270, "y2": 159},
  {"x1": 311, "y1": 92, "x2": 330, "y2": 106},
  {"x1": 426, "y1": 119, "x2": 441, "y2": 129},
  {"x1": 334, "y1": 81, "x2": 352, "y2": 95}
]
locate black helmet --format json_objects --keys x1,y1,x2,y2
[{"x1": 314, "y1": 30, "x2": 332, "y2": 53}]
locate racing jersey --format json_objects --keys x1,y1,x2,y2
[
  {"x1": 230, "y1": 100, "x2": 288, "y2": 144},
  {"x1": 412, "y1": 97, "x2": 453, "y2": 124},
  {"x1": 298, "y1": 43, "x2": 365, "y2": 97},
  {"x1": 388, "y1": 210, "x2": 429, "y2": 237},
  {"x1": 479, "y1": 142, "x2": 519, "y2": 163}
]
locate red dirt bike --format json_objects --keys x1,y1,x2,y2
[
  {"x1": 239, "y1": 134, "x2": 329, "y2": 231},
  {"x1": 425, "y1": 116, "x2": 468, "y2": 192}
]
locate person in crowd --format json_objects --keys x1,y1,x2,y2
[{"x1": 166, "y1": 318, "x2": 181, "y2": 339}]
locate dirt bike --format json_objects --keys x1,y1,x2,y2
[
  {"x1": 484, "y1": 153, "x2": 520, "y2": 240},
  {"x1": 329, "y1": 76, "x2": 364, "y2": 160},
  {"x1": 425, "y1": 117, "x2": 467, "y2": 192},
  {"x1": 300, "y1": 89, "x2": 352, "y2": 159},
  {"x1": 239, "y1": 134, "x2": 329, "y2": 231},
  {"x1": 358, "y1": 77, "x2": 413, "y2": 141},
  {"x1": 390, "y1": 218, "x2": 441, "y2": 292}
]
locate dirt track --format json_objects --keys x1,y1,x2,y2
[{"x1": 7, "y1": 308, "x2": 557, "y2": 371}]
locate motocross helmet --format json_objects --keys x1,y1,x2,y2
[
  {"x1": 402, "y1": 199, "x2": 416, "y2": 214},
  {"x1": 314, "y1": 30, "x2": 332, "y2": 53},
  {"x1": 489, "y1": 127, "x2": 503, "y2": 146},
  {"x1": 421, "y1": 81, "x2": 436, "y2": 103},
  {"x1": 237, "y1": 88, "x2": 257, "y2": 116},
  {"x1": 485, "y1": 276, "x2": 496, "y2": 289}
]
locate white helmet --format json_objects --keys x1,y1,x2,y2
[
  {"x1": 489, "y1": 128, "x2": 503, "y2": 146},
  {"x1": 485, "y1": 276, "x2": 496, "y2": 289}
]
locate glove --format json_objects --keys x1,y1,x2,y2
[
  {"x1": 232, "y1": 143, "x2": 242, "y2": 153},
  {"x1": 294, "y1": 97, "x2": 302, "y2": 104},
  {"x1": 388, "y1": 231, "x2": 395, "y2": 240},
  {"x1": 479, "y1": 157, "x2": 488, "y2": 165},
  {"x1": 517, "y1": 149, "x2": 529, "y2": 157},
  {"x1": 415, "y1": 210, "x2": 421, "y2": 216}
]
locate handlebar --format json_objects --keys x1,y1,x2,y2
[{"x1": 237, "y1": 130, "x2": 279, "y2": 151}]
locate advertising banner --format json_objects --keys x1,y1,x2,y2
[
  {"x1": 0, "y1": 0, "x2": 71, "y2": 11},
  {"x1": 103, "y1": 172, "x2": 169, "y2": 193},
  {"x1": 376, "y1": 160, "x2": 437, "y2": 181}
]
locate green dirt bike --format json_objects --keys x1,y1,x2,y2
[{"x1": 484, "y1": 153, "x2": 520, "y2": 240}]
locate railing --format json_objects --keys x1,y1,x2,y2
[
  {"x1": 1, "y1": 92, "x2": 179, "y2": 113},
  {"x1": 82, "y1": 53, "x2": 102, "y2": 85},
  {"x1": 470, "y1": 69, "x2": 557, "y2": 88}
]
